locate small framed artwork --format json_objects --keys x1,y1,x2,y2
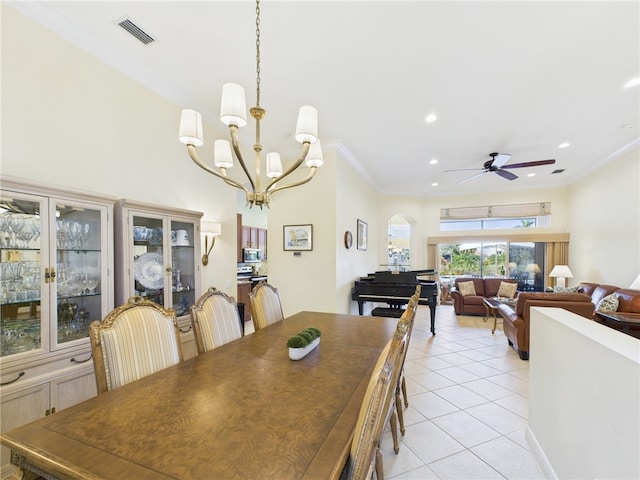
[
  {"x1": 357, "y1": 219, "x2": 368, "y2": 251},
  {"x1": 283, "y1": 224, "x2": 313, "y2": 251}
]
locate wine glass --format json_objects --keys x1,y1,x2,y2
[{"x1": 8, "y1": 215, "x2": 25, "y2": 248}]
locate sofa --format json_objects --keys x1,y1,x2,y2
[
  {"x1": 450, "y1": 277, "x2": 518, "y2": 316},
  {"x1": 497, "y1": 292, "x2": 595, "y2": 360},
  {"x1": 578, "y1": 282, "x2": 640, "y2": 337}
]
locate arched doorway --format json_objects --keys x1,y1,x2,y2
[{"x1": 387, "y1": 214, "x2": 411, "y2": 271}]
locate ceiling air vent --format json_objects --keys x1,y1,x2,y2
[
  {"x1": 551, "y1": 169, "x2": 565, "y2": 174},
  {"x1": 117, "y1": 18, "x2": 155, "y2": 45}
]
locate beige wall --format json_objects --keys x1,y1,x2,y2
[
  {"x1": 569, "y1": 147, "x2": 640, "y2": 287},
  {"x1": 1, "y1": 5, "x2": 239, "y2": 300},
  {"x1": 3, "y1": 5, "x2": 639, "y2": 317}
]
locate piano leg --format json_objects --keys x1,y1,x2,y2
[
  {"x1": 429, "y1": 304, "x2": 436, "y2": 335},
  {"x1": 358, "y1": 301, "x2": 364, "y2": 316}
]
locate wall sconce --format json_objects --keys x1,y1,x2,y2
[
  {"x1": 201, "y1": 221, "x2": 222, "y2": 266},
  {"x1": 549, "y1": 264, "x2": 573, "y2": 288}
]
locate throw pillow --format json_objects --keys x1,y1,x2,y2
[
  {"x1": 596, "y1": 294, "x2": 619, "y2": 312},
  {"x1": 458, "y1": 281, "x2": 476, "y2": 296},
  {"x1": 497, "y1": 281, "x2": 517, "y2": 299},
  {"x1": 554, "y1": 285, "x2": 579, "y2": 293}
]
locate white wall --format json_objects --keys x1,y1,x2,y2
[
  {"x1": 528, "y1": 307, "x2": 640, "y2": 479},
  {"x1": 569, "y1": 147, "x2": 640, "y2": 287}
]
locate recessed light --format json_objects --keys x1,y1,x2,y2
[
  {"x1": 622, "y1": 124, "x2": 634, "y2": 129},
  {"x1": 624, "y1": 77, "x2": 640, "y2": 88},
  {"x1": 527, "y1": 173, "x2": 536, "y2": 177},
  {"x1": 431, "y1": 182, "x2": 438, "y2": 187},
  {"x1": 425, "y1": 114, "x2": 438, "y2": 123},
  {"x1": 429, "y1": 158, "x2": 438, "y2": 165},
  {"x1": 558, "y1": 142, "x2": 571, "y2": 149}
]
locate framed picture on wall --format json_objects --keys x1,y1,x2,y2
[
  {"x1": 357, "y1": 219, "x2": 368, "y2": 251},
  {"x1": 283, "y1": 224, "x2": 313, "y2": 251}
]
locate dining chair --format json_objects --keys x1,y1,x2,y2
[
  {"x1": 249, "y1": 281, "x2": 284, "y2": 330},
  {"x1": 395, "y1": 285, "x2": 421, "y2": 438},
  {"x1": 349, "y1": 315, "x2": 409, "y2": 480},
  {"x1": 190, "y1": 287, "x2": 243, "y2": 354},
  {"x1": 89, "y1": 296, "x2": 183, "y2": 394}
]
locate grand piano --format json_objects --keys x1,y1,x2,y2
[{"x1": 351, "y1": 270, "x2": 439, "y2": 335}]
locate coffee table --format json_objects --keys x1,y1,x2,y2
[
  {"x1": 483, "y1": 297, "x2": 517, "y2": 334},
  {"x1": 595, "y1": 311, "x2": 640, "y2": 339}
]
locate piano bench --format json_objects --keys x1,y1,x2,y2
[{"x1": 371, "y1": 307, "x2": 405, "y2": 318}]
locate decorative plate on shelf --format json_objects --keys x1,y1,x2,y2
[{"x1": 134, "y1": 252, "x2": 164, "y2": 289}]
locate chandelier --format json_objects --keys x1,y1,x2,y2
[{"x1": 178, "y1": 0, "x2": 323, "y2": 208}]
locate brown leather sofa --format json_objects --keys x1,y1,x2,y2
[
  {"x1": 450, "y1": 277, "x2": 518, "y2": 316},
  {"x1": 578, "y1": 282, "x2": 640, "y2": 337},
  {"x1": 497, "y1": 292, "x2": 595, "y2": 360}
]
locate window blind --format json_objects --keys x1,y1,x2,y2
[{"x1": 440, "y1": 202, "x2": 551, "y2": 220}]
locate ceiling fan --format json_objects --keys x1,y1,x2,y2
[{"x1": 446, "y1": 152, "x2": 556, "y2": 184}]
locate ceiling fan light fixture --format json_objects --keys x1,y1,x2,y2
[{"x1": 624, "y1": 77, "x2": 640, "y2": 88}]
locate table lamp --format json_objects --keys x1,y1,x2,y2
[{"x1": 549, "y1": 265, "x2": 573, "y2": 288}]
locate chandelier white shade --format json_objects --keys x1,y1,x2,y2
[
  {"x1": 178, "y1": 0, "x2": 323, "y2": 208},
  {"x1": 549, "y1": 264, "x2": 573, "y2": 288}
]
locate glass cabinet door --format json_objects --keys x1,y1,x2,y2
[
  {"x1": 131, "y1": 214, "x2": 167, "y2": 307},
  {"x1": 53, "y1": 202, "x2": 105, "y2": 347},
  {"x1": 171, "y1": 220, "x2": 196, "y2": 317},
  {"x1": 0, "y1": 195, "x2": 46, "y2": 357}
]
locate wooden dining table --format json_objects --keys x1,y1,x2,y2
[{"x1": 1, "y1": 311, "x2": 398, "y2": 480}]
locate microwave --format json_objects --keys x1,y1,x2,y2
[{"x1": 243, "y1": 248, "x2": 262, "y2": 263}]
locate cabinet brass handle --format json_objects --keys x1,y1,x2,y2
[
  {"x1": 179, "y1": 325, "x2": 192, "y2": 333},
  {"x1": 45, "y1": 267, "x2": 50, "y2": 283},
  {"x1": 1, "y1": 371, "x2": 25, "y2": 386},
  {"x1": 165, "y1": 266, "x2": 172, "y2": 274},
  {"x1": 50, "y1": 267, "x2": 56, "y2": 280},
  {"x1": 70, "y1": 354, "x2": 93, "y2": 364}
]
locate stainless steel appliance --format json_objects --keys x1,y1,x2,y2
[{"x1": 243, "y1": 248, "x2": 262, "y2": 263}]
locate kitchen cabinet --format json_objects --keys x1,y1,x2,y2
[
  {"x1": 0, "y1": 175, "x2": 113, "y2": 479},
  {"x1": 237, "y1": 281, "x2": 252, "y2": 322},
  {"x1": 114, "y1": 199, "x2": 202, "y2": 358},
  {"x1": 240, "y1": 227, "x2": 267, "y2": 260}
]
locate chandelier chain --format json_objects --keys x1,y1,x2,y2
[{"x1": 255, "y1": 0, "x2": 261, "y2": 107}]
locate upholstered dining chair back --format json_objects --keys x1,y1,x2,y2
[
  {"x1": 89, "y1": 296, "x2": 183, "y2": 394},
  {"x1": 349, "y1": 316, "x2": 409, "y2": 480},
  {"x1": 190, "y1": 287, "x2": 243, "y2": 354},
  {"x1": 249, "y1": 281, "x2": 284, "y2": 330}
]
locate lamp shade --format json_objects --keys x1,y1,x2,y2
[
  {"x1": 266, "y1": 152, "x2": 283, "y2": 178},
  {"x1": 220, "y1": 83, "x2": 247, "y2": 127},
  {"x1": 179, "y1": 109, "x2": 204, "y2": 146},
  {"x1": 214, "y1": 139, "x2": 234, "y2": 168},
  {"x1": 305, "y1": 140, "x2": 324, "y2": 167},
  {"x1": 294, "y1": 106, "x2": 318, "y2": 144},
  {"x1": 629, "y1": 274, "x2": 640, "y2": 290},
  {"x1": 549, "y1": 265, "x2": 573, "y2": 278},
  {"x1": 525, "y1": 263, "x2": 541, "y2": 274},
  {"x1": 202, "y1": 221, "x2": 222, "y2": 236}
]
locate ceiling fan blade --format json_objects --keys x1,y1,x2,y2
[
  {"x1": 445, "y1": 168, "x2": 485, "y2": 173},
  {"x1": 496, "y1": 169, "x2": 518, "y2": 181},
  {"x1": 501, "y1": 159, "x2": 556, "y2": 169},
  {"x1": 457, "y1": 171, "x2": 488, "y2": 184},
  {"x1": 492, "y1": 153, "x2": 512, "y2": 168}
]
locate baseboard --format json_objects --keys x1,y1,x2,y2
[{"x1": 526, "y1": 426, "x2": 557, "y2": 479}]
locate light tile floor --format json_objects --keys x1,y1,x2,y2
[{"x1": 381, "y1": 304, "x2": 544, "y2": 479}]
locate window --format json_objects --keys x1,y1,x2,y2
[{"x1": 439, "y1": 241, "x2": 545, "y2": 291}]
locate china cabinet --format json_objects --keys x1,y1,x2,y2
[
  {"x1": 0, "y1": 175, "x2": 114, "y2": 479},
  {"x1": 114, "y1": 199, "x2": 202, "y2": 359}
]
